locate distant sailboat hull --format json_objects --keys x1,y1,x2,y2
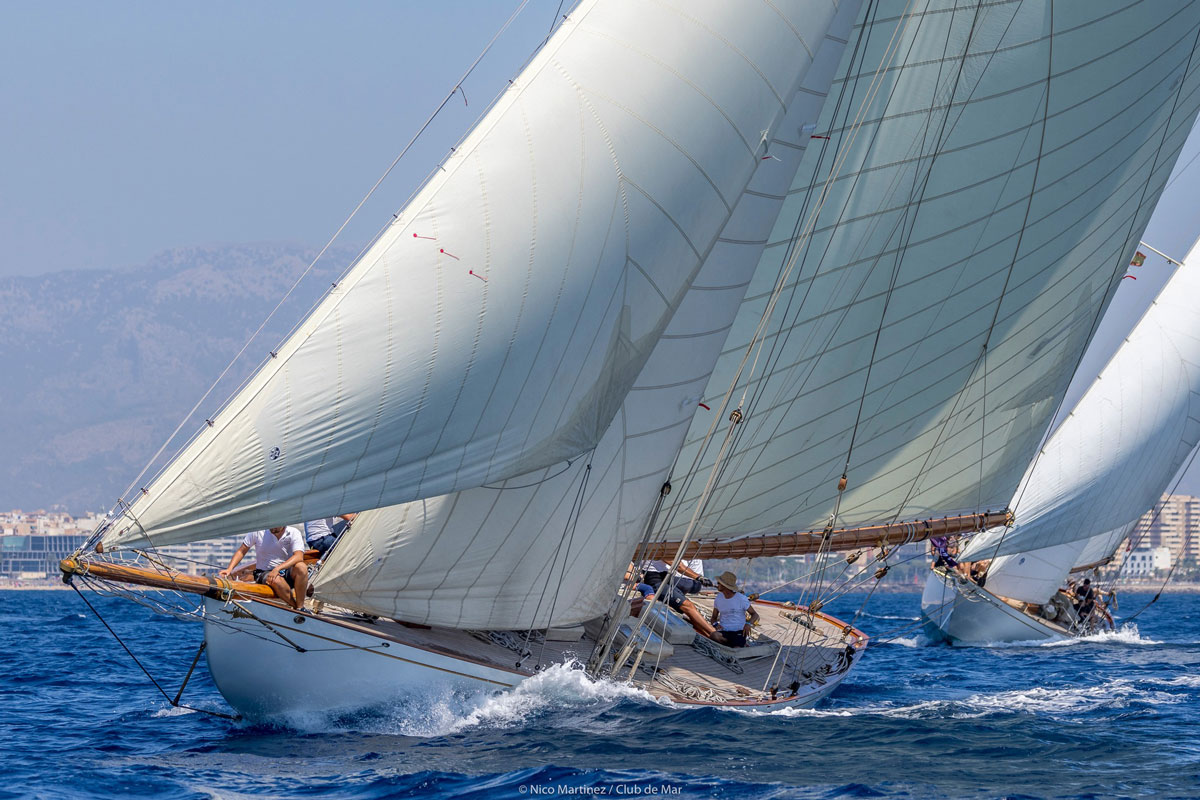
[
  {"x1": 919, "y1": 571, "x2": 1070, "y2": 646},
  {"x1": 202, "y1": 596, "x2": 863, "y2": 719}
]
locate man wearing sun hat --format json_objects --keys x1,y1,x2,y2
[{"x1": 709, "y1": 571, "x2": 759, "y2": 647}]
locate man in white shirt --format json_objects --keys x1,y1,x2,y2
[
  {"x1": 710, "y1": 571, "x2": 759, "y2": 648},
  {"x1": 220, "y1": 525, "x2": 308, "y2": 609}
]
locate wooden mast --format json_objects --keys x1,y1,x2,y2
[{"x1": 640, "y1": 510, "x2": 1012, "y2": 560}]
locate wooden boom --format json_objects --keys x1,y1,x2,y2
[
  {"x1": 59, "y1": 551, "x2": 319, "y2": 601},
  {"x1": 641, "y1": 510, "x2": 1012, "y2": 561}
]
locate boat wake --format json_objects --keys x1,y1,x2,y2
[
  {"x1": 753, "y1": 675, "x2": 1192, "y2": 721},
  {"x1": 262, "y1": 663, "x2": 658, "y2": 737}
]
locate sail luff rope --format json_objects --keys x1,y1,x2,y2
[{"x1": 89, "y1": 0, "x2": 537, "y2": 551}]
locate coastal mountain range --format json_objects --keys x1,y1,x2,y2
[{"x1": 0, "y1": 243, "x2": 354, "y2": 512}]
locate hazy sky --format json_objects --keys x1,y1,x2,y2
[
  {"x1": 0, "y1": 1, "x2": 562, "y2": 277},
  {"x1": 4, "y1": 0, "x2": 1200, "y2": 499}
]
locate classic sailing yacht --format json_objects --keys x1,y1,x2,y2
[
  {"x1": 922, "y1": 238, "x2": 1200, "y2": 645},
  {"x1": 64, "y1": 0, "x2": 1200, "y2": 718}
]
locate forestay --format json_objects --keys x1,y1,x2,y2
[
  {"x1": 965, "y1": 237, "x2": 1200, "y2": 571},
  {"x1": 659, "y1": 0, "x2": 1200, "y2": 543},
  {"x1": 102, "y1": 0, "x2": 846, "y2": 550},
  {"x1": 313, "y1": 0, "x2": 860, "y2": 629}
]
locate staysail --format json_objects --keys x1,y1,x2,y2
[
  {"x1": 320, "y1": 0, "x2": 1200, "y2": 629},
  {"x1": 313, "y1": 0, "x2": 860, "y2": 629},
  {"x1": 964, "y1": 237, "x2": 1200, "y2": 583},
  {"x1": 100, "y1": 0, "x2": 847, "y2": 549}
]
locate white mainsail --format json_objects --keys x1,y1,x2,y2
[
  {"x1": 320, "y1": 0, "x2": 1200, "y2": 629},
  {"x1": 963, "y1": 238, "x2": 1200, "y2": 600},
  {"x1": 101, "y1": 0, "x2": 847, "y2": 549},
  {"x1": 313, "y1": 0, "x2": 860, "y2": 629},
  {"x1": 663, "y1": 0, "x2": 1200, "y2": 542}
]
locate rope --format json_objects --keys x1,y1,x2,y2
[{"x1": 69, "y1": 581, "x2": 238, "y2": 720}]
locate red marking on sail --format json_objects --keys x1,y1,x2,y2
[
  {"x1": 698, "y1": 402, "x2": 710, "y2": 410},
  {"x1": 1123, "y1": 274, "x2": 1137, "y2": 280},
  {"x1": 469, "y1": 270, "x2": 487, "y2": 282},
  {"x1": 440, "y1": 248, "x2": 460, "y2": 260},
  {"x1": 413, "y1": 233, "x2": 436, "y2": 240},
  {"x1": 811, "y1": 134, "x2": 830, "y2": 139}
]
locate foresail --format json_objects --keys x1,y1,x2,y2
[
  {"x1": 102, "y1": 0, "x2": 846, "y2": 550},
  {"x1": 982, "y1": 521, "x2": 1135, "y2": 604},
  {"x1": 1072, "y1": 523, "x2": 1136, "y2": 571},
  {"x1": 661, "y1": 0, "x2": 1200, "y2": 543},
  {"x1": 964, "y1": 237, "x2": 1200, "y2": 562},
  {"x1": 313, "y1": 1, "x2": 859, "y2": 629}
]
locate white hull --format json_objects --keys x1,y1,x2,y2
[
  {"x1": 919, "y1": 570, "x2": 1072, "y2": 646},
  {"x1": 202, "y1": 596, "x2": 863, "y2": 719}
]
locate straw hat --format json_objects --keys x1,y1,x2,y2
[{"x1": 715, "y1": 571, "x2": 739, "y2": 592}]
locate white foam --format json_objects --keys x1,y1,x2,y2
[
  {"x1": 268, "y1": 662, "x2": 659, "y2": 738},
  {"x1": 884, "y1": 635, "x2": 930, "y2": 648},
  {"x1": 965, "y1": 622, "x2": 1159, "y2": 649},
  {"x1": 859, "y1": 612, "x2": 920, "y2": 622},
  {"x1": 744, "y1": 673, "x2": 1194, "y2": 721},
  {"x1": 151, "y1": 706, "x2": 198, "y2": 718}
]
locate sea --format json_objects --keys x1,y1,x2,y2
[{"x1": 3, "y1": 588, "x2": 1197, "y2": 800}]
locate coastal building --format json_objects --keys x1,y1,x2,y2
[
  {"x1": 0, "y1": 509, "x2": 242, "y2": 583},
  {"x1": 1121, "y1": 545, "x2": 1173, "y2": 578}
]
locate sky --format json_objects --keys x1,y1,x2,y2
[
  {"x1": 4, "y1": 0, "x2": 1200, "y2": 499},
  {"x1": 0, "y1": 1, "x2": 563, "y2": 277}
]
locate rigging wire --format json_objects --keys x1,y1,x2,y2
[{"x1": 68, "y1": 581, "x2": 238, "y2": 720}]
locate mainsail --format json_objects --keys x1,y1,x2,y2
[
  {"x1": 100, "y1": 0, "x2": 847, "y2": 550},
  {"x1": 962, "y1": 239, "x2": 1200, "y2": 602},
  {"x1": 663, "y1": 0, "x2": 1200, "y2": 543},
  {"x1": 320, "y1": 0, "x2": 1200, "y2": 629}
]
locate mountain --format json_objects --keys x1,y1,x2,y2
[{"x1": 0, "y1": 243, "x2": 355, "y2": 512}]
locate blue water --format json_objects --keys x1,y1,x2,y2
[{"x1": 2, "y1": 589, "x2": 1197, "y2": 799}]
